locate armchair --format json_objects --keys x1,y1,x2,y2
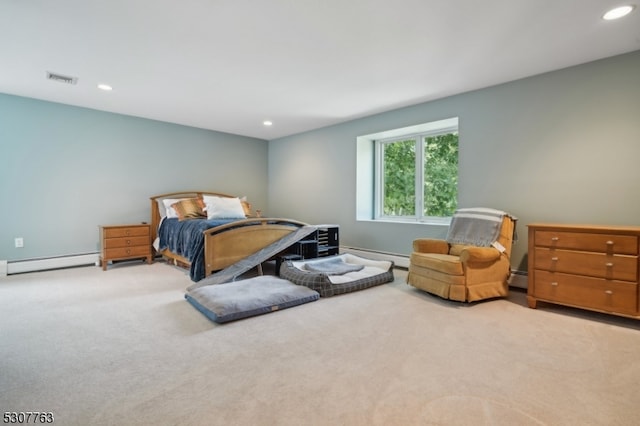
[{"x1": 407, "y1": 211, "x2": 516, "y2": 302}]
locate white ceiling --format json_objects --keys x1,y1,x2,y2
[{"x1": 1, "y1": 0, "x2": 639, "y2": 140}]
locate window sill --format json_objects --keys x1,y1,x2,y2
[{"x1": 357, "y1": 218, "x2": 451, "y2": 227}]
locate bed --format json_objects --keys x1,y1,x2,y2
[{"x1": 150, "y1": 191, "x2": 308, "y2": 281}]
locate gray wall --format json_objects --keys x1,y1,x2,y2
[
  {"x1": 0, "y1": 94, "x2": 268, "y2": 261},
  {"x1": 2, "y1": 51, "x2": 638, "y2": 272},
  {"x1": 268, "y1": 50, "x2": 640, "y2": 272}
]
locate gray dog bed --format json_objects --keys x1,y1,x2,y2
[
  {"x1": 185, "y1": 275, "x2": 320, "y2": 323},
  {"x1": 279, "y1": 253, "x2": 394, "y2": 297}
]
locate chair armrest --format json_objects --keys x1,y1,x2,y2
[
  {"x1": 459, "y1": 247, "x2": 501, "y2": 263},
  {"x1": 412, "y1": 238, "x2": 449, "y2": 254}
]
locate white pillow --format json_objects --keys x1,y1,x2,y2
[
  {"x1": 202, "y1": 196, "x2": 246, "y2": 219},
  {"x1": 162, "y1": 198, "x2": 187, "y2": 219}
]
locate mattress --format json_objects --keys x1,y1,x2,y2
[{"x1": 185, "y1": 275, "x2": 320, "y2": 323}]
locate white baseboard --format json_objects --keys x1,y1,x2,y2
[
  {"x1": 0, "y1": 260, "x2": 7, "y2": 277},
  {"x1": 7, "y1": 253, "x2": 100, "y2": 275},
  {"x1": 340, "y1": 246, "x2": 410, "y2": 268}
]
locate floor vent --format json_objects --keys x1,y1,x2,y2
[{"x1": 46, "y1": 71, "x2": 78, "y2": 85}]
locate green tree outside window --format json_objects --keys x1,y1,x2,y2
[{"x1": 381, "y1": 132, "x2": 458, "y2": 218}]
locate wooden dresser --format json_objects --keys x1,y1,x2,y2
[
  {"x1": 527, "y1": 223, "x2": 640, "y2": 319},
  {"x1": 100, "y1": 224, "x2": 152, "y2": 271}
]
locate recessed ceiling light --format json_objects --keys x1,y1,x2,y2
[
  {"x1": 97, "y1": 84, "x2": 113, "y2": 91},
  {"x1": 263, "y1": 120, "x2": 273, "y2": 126},
  {"x1": 602, "y1": 5, "x2": 635, "y2": 20}
]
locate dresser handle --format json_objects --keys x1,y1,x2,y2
[
  {"x1": 605, "y1": 262, "x2": 613, "y2": 267},
  {"x1": 126, "y1": 240, "x2": 131, "y2": 245},
  {"x1": 605, "y1": 290, "x2": 613, "y2": 295},
  {"x1": 606, "y1": 240, "x2": 613, "y2": 245},
  {"x1": 551, "y1": 282, "x2": 558, "y2": 286},
  {"x1": 551, "y1": 237, "x2": 559, "y2": 241},
  {"x1": 551, "y1": 257, "x2": 558, "y2": 261}
]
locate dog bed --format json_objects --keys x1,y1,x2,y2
[
  {"x1": 185, "y1": 275, "x2": 320, "y2": 323},
  {"x1": 279, "y1": 253, "x2": 394, "y2": 297}
]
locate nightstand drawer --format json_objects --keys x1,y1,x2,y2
[
  {"x1": 104, "y1": 246, "x2": 151, "y2": 259},
  {"x1": 103, "y1": 236, "x2": 150, "y2": 249},
  {"x1": 103, "y1": 226, "x2": 150, "y2": 238},
  {"x1": 534, "y1": 270, "x2": 637, "y2": 315}
]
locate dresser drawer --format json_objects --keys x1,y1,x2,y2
[
  {"x1": 534, "y1": 230, "x2": 638, "y2": 255},
  {"x1": 103, "y1": 226, "x2": 150, "y2": 238},
  {"x1": 103, "y1": 236, "x2": 150, "y2": 249},
  {"x1": 534, "y1": 247, "x2": 638, "y2": 281},
  {"x1": 104, "y1": 245, "x2": 151, "y2": 260},
  {"x1": 534, "y1": 270, "x2": 637, "y2": 315}
]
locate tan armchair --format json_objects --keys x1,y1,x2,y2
[{"x1": 407, "y1": 214, "x2": 516, "y2": 302}]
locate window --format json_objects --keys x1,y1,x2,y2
[{"x1": 369, "y1": 118, "x2": 458, "y2": 223}]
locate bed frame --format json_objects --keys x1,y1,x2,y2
[{"x1": 150, "y1": 191, "x2": 308, "y2": 278}]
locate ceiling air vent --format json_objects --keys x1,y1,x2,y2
[{"x1": 46, "y1": 71, "x2": 78, "y2": 85}]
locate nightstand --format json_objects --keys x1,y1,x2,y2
[{"x1": 99, "y1": 224, "x2": 152, "y2": 270}]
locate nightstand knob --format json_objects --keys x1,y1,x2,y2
[
  {"x1": 551, "y1": 282, "x2": 558, "y2": 286},
  {"x1": 606, "y1": 240, "x2": 614, "y2": 245},
  {"x1": 551, "y1": 257, "x2": 558, "y2": 261},
  {"x1": 126, "y1": 240, "x2": 131, "y2": 245},
  {"x1": 605, "y1": 262, "x2": 613, "y2": 267},
  {"x1": 551, "y1": 237, "x2": 559, "y2": 241},
  {"x1": 605, "y1": 290, "x2": 613, "y2": 295}
]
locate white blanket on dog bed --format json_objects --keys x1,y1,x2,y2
[{"x1": 292, "y1": 253, "x2": 392, "y2": 284}]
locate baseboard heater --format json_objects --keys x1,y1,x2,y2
[
  {"x1": 508, "y1": 269, "x2": 528, "y2": 289},
  {"x1": 340, "y1": 246, "x2": 410, "y2": 269},
  {"x1": 340, "y1": 246, "x2": 528, "y2": 289},
  {"x1": 5, "y1": 253, "x2": 100, "y2": 275}
]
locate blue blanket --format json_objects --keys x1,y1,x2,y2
[{"x1": 157, "y1": 217, "x2": 238, "y2": 281}]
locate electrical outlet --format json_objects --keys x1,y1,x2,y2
[{"x1": 15, "y1": 237, "x2": 24, "y2": 248}]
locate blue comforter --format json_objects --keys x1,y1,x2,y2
[{"x1": 157, "y1": 217, "x2": 238, "y2": 281}]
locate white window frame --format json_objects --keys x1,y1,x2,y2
[{"x1": 368, "y1": 117, "x2": 459, "y2": 225}]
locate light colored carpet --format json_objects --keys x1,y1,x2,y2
[{"x1": 1, "y1": 260, "x2": 640, "y2": 426}]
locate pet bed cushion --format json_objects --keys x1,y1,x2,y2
[
  {"x1": 303, "y1": 256, "x2": 365, "y2": 274},
  {"x1": 279, "y1": 253, "x2": 394, "y2": 297},
  {"x1": 185, "y1": 275, "x2": 319, "y2": 323}
]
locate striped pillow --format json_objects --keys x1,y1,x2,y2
[{"x1": 171, "y1": 198, "x2": 206, "y2": 221}]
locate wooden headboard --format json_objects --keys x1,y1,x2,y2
[{"x1": 149, "y1": 191, "x2": 236, "y2": 244}]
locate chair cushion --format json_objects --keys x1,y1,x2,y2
[{"x1": 409, "y1": 252, "x2": 464, "y2": 276}]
